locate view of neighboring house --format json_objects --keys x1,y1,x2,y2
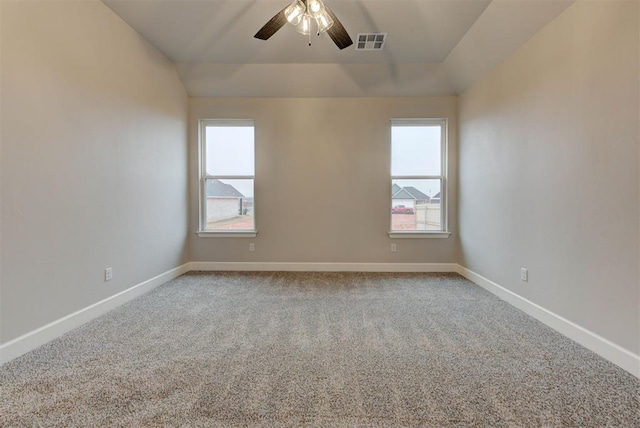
[
  {"x1": 391, "y1": 185, "x2": 431, "y2": 210},
  {"x1": 206, "y1": 179, "x2": 246, "y2": 223},
  {"x1": 391, "y1": 185, "x2": 442, "y2": 230}
]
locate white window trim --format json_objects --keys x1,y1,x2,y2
[
  {"x1": 388, "y1": 231, "x2": 451, "y2": 239},
  {"x1": 197, "y1": 231, "x2": 258, "y2": 238},
  {"x1": 389, "y1": 118, "x2": 449, "y2": 238},
  {"x1": 197, "y1": 119, "x2": 257, "y2": 237}
]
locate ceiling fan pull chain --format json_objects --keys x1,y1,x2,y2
[{"x1": 308, "y1": 28, "x2": 312, "y2": 46}]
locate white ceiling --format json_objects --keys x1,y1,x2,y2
[{"x1": 102, "y1": 0, "x2": 575, "y2": 97}]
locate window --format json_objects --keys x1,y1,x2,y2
[
  {"x1": 390, "y1": 119, "x2": 448, "y2": 237},
  {"x1": 198, "y1": 120, "x2": 256, "y2": 237}
]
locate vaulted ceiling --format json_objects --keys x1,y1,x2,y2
[{"x1": 103, "y1": 0, "x2": 574, "y2": 97}]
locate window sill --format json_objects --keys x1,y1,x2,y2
[
  {"x1": 388, "y1": 231, "x2": 451, "y2": 239},
  {"x1": 197, "y1": 231, "x2": 258, "y2": 238}
]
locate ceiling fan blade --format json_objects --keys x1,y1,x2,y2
[
  {"x1": 254, "y1": 7, "x2": 288, "y2": 40},
  {"x1": 324, "y1": 5, "x2": 353, "y2": 50}
]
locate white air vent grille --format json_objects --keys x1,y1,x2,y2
[{"x1": 355, "y1": 33, "x2": 387, "y2": 50}]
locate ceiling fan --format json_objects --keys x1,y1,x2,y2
[{"x1": 254, "y1": 0, "x2": 353, "y2": 50}]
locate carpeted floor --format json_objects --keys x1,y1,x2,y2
[{"x1": 0, "y1": 272, "x2": 638, "y2": 427}]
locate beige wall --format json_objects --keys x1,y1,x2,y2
[
  {"x1": 0, "y1": 1, "x2": 189, "y2": 343},
  {"x1": 189, "y1": 97, "x2": 458, "y2": 263},
  {"x1": 0, "y1": 1, "x2": 3, "y2": 347},
  {"x1": 459, "y1": 1, "x2": 639, "y2": 353}
]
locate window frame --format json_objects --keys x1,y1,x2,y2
[
  {"x1": 197, "y1": 119, "x2": 257, "y2": 238},
  {"x1": 389, "y1": 118, "x2": 450, "y2": 239}
]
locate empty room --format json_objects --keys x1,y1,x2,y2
[{"x1": 1, "y1": 0, "x2": 638, "y2": 425}]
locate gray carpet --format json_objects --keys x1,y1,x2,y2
[{"x1": 0, "y1": 272, "x2": 638, "y2": 427}]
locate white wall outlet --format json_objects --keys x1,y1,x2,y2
[
  {"x1": 390, "y1": 243, "x2": 397, "y2": 253},
  {"x1": 520, "y1": 268, "x2": 528, "y2": 282},
  {"x1": 105, "y1": 267, "x2": 113, "y2": 282},
  {"x1": 249, "y1": 243, "x2": 255, "y2": 252}
]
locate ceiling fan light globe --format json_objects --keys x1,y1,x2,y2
[
  {"x1": 289, "y1": 14, "x2": 303, "y2": 26},
  {"x1": 285, "y1": 0, "x2": 306, "y2": 24},
  {"x1": 307, "y1": 0, "x2": 325, "y2": 18},
  {"x1": 316, "y1": 11, "x2": 334, "y2": 33},
  {"x1": 295, "y1": 14, "x2": 312, "y2": 35}
]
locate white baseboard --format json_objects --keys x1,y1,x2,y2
[
  {"x1": 0, "y1": 262, "x2": 454, "y2": 366},
  {"x1": 0, "y1": 263, "x2": 190, "y2": 366},
  {"x1": 188, "y1": 262, "x2": 459, "y2": 273},
  {"x1": 455, "y1": 264, "x2": 640, "y2": 378},
  {"x1": 3, "y1": 261, "x2": 637, "y2": 379}
]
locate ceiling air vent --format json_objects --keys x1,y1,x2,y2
[{"x1": 355, "y1": 33, "x2": 387, "y2": 51}]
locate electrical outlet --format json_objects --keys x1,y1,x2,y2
[
  {"x1": 249, "y1": 243, "x2": 255, "y2": 252},
  {"x1": 390, "y1": 243, "x2": 397, "y2": 253},
  {"x1": 520, "y1": 268, "x2": 528, "y2": 282},
  {"x1": 105, "y1": 267, "x2": 113, "y2": 282}
]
